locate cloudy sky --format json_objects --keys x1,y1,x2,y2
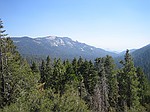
[{"x1": 1, "y1": 0, "x2": 150, "y2": 52}]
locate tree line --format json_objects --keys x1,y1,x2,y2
[{"x1": 0, "y1": 19, "x2": 150, "y2": 112}]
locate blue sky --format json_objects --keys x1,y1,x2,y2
[{"x1": 1, "y1": 0, "x2": 150, "y2": 52}]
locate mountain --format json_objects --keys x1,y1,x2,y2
[
  {"x1": 118, "y1": 49, "x2": 136, "y2": 56},
  {"x1": 132, "y1": 44, "x2": 150, "y2": 80},
  {"x1": 114, "y1": 44, "x2": 150, "y2": 80},
  {"x1": 11, "y1": 36, "x2": 150, "y2": 80},
  {"x1": 11, "y1": 36, "x2": 117, "y2": 60}
]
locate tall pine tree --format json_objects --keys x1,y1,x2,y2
[
  {"x1": 104, "y1": 55, "x2": 118, "y2": 111},
  {"x1": 94, "y1": 58, "x2": 109, "y2": 112},
  {"x1": 0, "y1": 19, "x2": 37, "y2": 108},
  {"x1": 118, "y1": 50, "x2": 140, "y2": 111}
]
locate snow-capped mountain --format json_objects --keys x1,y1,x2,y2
[{"x1": 11, "y1": 36, "x2": 117, "y2": 60}]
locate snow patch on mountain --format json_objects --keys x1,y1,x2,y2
[
  {"x1": 52, "y1": 43, "x2": 58, "y2": 47},
  {"x1": 66, "y1": 41, "x2": 73, "y2": 47},
  {"x1": 33, "y1": 40, "x2": 41, "y2": 44},
  {"x1": 45, "y1": 36, "x2": 57, "y2": 40},
  {"x1": 58, "y1": 39, "x2": 65, "y2": 46},
  {"x1": 80, "y1": 48, "x2": 84, "y2": 51},
  {"x1": 13, "y1": 41, "x2": 20, "y2": 43}
]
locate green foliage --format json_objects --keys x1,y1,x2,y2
[
  {"x1": 118, "y1": 50, "x2": 140, "y2": 111},
  {"x1": 132, "y1": 44, "x2": 150, "y2": 80},
  {"x1": 94, "y1": 57, "x2": 110, "y2": 112},
  {"x1": 0, "y1": 20, "x2": 150, "y2": 111},
  {"x1": 0, "y1": 20, "x2": 39, "y2": 110},
  {"x1": 44, "y1": 56, "x2": 53, "y2": 89},
  {"x1": 136, "y1": 67, "x2": 149, "y2": 105},
  {"x1": 0, "y1": 87, "x2": 90, "y2": 112},
  {"x1": 51, "y1": 87, "x2": 90, "y2": 112},
  {"x1": 31, "y1": 61, "x2": 39, "y2": 73},
  {"x1": 0, "y1": 21, "x2": 36, "y2": 108},
  {"x1": 40, "y1": 60, "x2": 46, "y2": 83},
  {"x1": 79, "y1": 60, "x2": 98, "y2": 95},
  {"x1": 104, "y1": 55, "x2": 119, "y2": 110}
]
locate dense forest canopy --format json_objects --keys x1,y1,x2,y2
[{"x1": 0, "y1": 19, "x2": 150, "y2": 112}]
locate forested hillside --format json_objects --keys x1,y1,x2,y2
[
  {"x1": 132, "y1": 44, "x2": 150, "y2": 80},
  {"x1": 114, "y1": 46, "x2": 150, "y2": 80},
  {"x1": 1, "y1": 20, "x2": 150, "y2": 112}
]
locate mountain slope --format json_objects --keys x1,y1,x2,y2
[
  {"x1": 114, "y1": 44, "x2": 150, "y2": 80},
  {"x1": 132, "y1": 44, "x2": 150, "y2": 80},
  {"x1": 11, "y1": 36, "x2": 117, "y2": 60}
]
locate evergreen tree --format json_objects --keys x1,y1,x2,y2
[
  {"x1": 44, "y1": 56, "x2": 53, "y2": 89},
  {"x1": 0, "y1": 19, "x2": 37, "y2": 108},
  {"x1": 80, "y1": 60, "x2": 98, "y2": 95},
  {"x1": 76, "y1": 57, "x2": 87, "y2": 99},
  {"x1": 40, "y1": 60, "x2": 46, "y2": 83},
  {"x1": 53, "y1": 58, "x2": 66, "y2": 95},
  {"x1": 94, "y1": 58, "x2": 109, "y2": 112},
  {"x1": 0, "y1": 18, "x2": 7, "y2": 107},
  {"x1": 104, "y1": 55, "x2": 118, "y2": 111},
  {"x1": 118, "y1": 50, "x2": 140, "y2": 111},
  {"x1": 78, "y1": 56, "x2": 84, "y2": 67},
  {"x1": 63, "y1": 59, "x2": 76, "y2": 84},
  {"x1": 87, "y1": 60, "x2": 98, "y2": 95},
  {"x1": 72, "y1": 57, "x2": 78, "y2": 75},
  {"x1": 31, "y1": 61, "x2": 39, "y2": 73},
  {"x1": 0, "y1": 20, "x2": 21, "y2": 107},
  {"x1": 30, "y1": 61, "x2": 40, "y2": 83},
  {"x1": 136, "y1": 67, "x2": 148, "y2": 105}
]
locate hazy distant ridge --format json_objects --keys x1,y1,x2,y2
[{"x1": 11, "y1": 36, "x2": 117, "y2": 60}]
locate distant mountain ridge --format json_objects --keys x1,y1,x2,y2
[
  {"x1": 11, "y1": 36, "x2": 117, "y2": 60},
  {"x1": 11, "y1": 36, "x2": 150, "y2": 80}
]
